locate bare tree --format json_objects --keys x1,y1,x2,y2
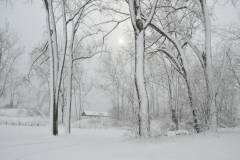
[
  {"x1": 0, "y1": 0, "x2": 13, "y2": 6},
  {"x1": 72, "y1": 63, "x2": 92, "y2": 120},
  {"x1": 0, "y1": 21, "x2": 24, "y2": 98},
  {"x1": 42, "y1": 0, "x2": 68, "y2": 135}
]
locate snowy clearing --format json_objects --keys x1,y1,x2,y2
[{"x1": 0, "y1": 126, "x2": 240, "y2": 160}]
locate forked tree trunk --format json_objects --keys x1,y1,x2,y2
[{"x1": 128, "y1": 0, "x2": 158, "y2": 138}]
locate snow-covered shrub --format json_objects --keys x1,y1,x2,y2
[
  {"x1": 125, "y1": 115, "x2": 140, "y2": 138},
  {"x1": 88, "y1": 118, "x2": 100, "y2": 124}
]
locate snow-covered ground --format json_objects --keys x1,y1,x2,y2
[{"x1": 0, "y1": 125, "x2": 240, "y2": 160}]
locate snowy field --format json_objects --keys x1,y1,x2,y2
[{"x1": 0, "y1": 126, "x2": 240, "y2": 160}]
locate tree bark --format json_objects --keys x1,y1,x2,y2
[
  {"x1": 135, "y1": 30, "x2": 150, "y2": 137},
  {"x1": 128, "y1": 0, "x2": 158, "y2": 138},
  {"x1": 43, "y1": 0, "x2": 58, "y2": 135},
  {"x1": 65, "y1": 50, "x2": 73, "y2": 134},
  {"x1": 200, "y1": 0, "x2": 216, "y2": 131},
  {"x1": 185, "y1": 76, "x2": 200, "y2": 133},
  {"x1": 0, "y1": 46, "x2": 2, "y2": 65}
]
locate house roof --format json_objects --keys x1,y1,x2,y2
[{"x1": 82, "y1": 111, "x2": 108, "y2": 116}]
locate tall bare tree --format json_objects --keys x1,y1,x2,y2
[{"x1": 0, "y1": 22, "x2": 24, "y2": 98}]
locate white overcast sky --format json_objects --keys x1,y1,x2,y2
[{"x1": 0, "y1": 0, "x2": 239, "y2": 112}]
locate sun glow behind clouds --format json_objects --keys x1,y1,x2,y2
[{"x1": 119, "y1": 38, "x2": 124, "y2": 44}]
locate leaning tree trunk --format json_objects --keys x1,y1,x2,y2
[{"x1": 184, "y1": 75, "x2": 200, "y2": 133}]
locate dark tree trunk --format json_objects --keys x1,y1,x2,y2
[{"x1": 185, "y1": 77, "x2": 200, "y2": 133}]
